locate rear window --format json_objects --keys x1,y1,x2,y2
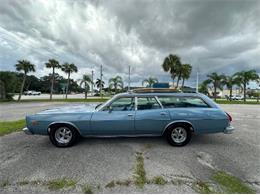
[
  {"x1": 137, "y1": 97, "x2": 161, "y2": 110},
  {"x1": 157, "y1": 96, "x2": 209, "y2": 108}
]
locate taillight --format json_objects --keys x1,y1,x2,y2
[{"x1": 225, "y1": 112, "x2": 232, "y2": 122}]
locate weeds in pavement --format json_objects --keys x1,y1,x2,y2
[
  {"x1": 82, "y1": 184, "x2": 94, "y2": 194},
  {"x1": 149, "y1": 176, "x2": 167, "y2": 185},
  {"x1": 105, "y1": 180, "x2": 115, "y2": 188},
  {"x1": 47, "y1": 178, "x2": 76, "y2": 191},
  {"x1": 133, "y1": 152, "x2": 147, "y2": 188},
  {"x1": 212, "y1": 171, "x2": 256, "y2": 194},
  {"x1": 0, "y1": 180, "x2": 10, "y2": 188}
]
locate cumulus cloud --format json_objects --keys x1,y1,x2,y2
[{"x1": 0, "y1": 0, "x2": 259, "y2": 87}]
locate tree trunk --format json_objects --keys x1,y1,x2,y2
[
  {"x1": 85, "y1": 83, "x2": 87, "y2": 99},
  {"x1": 243, "y1": 83, "x2": 246, "y2": 102},
  {"x1": 18, "y1": 74, "x2": 26, "y2": 101},
  {"x1": 229, "y1": 87, "x2": 233, "y2": 101},
  {"x1": 181, "y1": 78, "x2": 185, "y2": 88},
  {"x1": 214, "y1": 84, "x2": 217, "y2": 101},
  {"x1": 176, "y1": 75, "x2": 181, "y2": 88},
  {"x1": 50, "y1": 67, "x2": 55, "y2": 100},
  {"x1": 65, "y1": 72, "x2": 70, "y2": 99}
]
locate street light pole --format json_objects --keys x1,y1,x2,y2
[
  {"x1": 196, "y1": 70, "x2": 199, "y2": 93},
  {"x1": 128, "y1": 66, "x2": 131, "y2": 91},
  {"x1": 100, "y1": 65, "x2": 103, "y2": 99},
  {"x1": 91, "y1": 70, "x2": 94, "y2": 96}
]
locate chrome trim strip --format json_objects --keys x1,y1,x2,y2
[
  {"x1": 162, "y1": 120, "x2": 195, "y2": 135},
  {"x1": 224, "y1": 125, "x2": 234, "y2": 134},
  {"x1": 82, "y1": 134, "x2": 161, "y2": 138},
  {"x1": 155, "y1": 96, "x2": 164, "y2": 109},
  {"x1": 23, "y1": 127, "x2": 32, "y2": 135},
  {"x1": 47, "y1": 121, "x2": 82, "y2": 136}
]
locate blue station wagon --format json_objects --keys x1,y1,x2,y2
[{"x1": 23, "y1": 89, "x2": 234, "y2": 147}]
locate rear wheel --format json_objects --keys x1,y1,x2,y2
[
  {"x1": 165, "y1": 124, "x2": 191, "y2": 146},
  {"x1": 49, "y1": 125, "x2": 79, "y2": 147}
]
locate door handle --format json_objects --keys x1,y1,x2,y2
[
  {"x1": 160, "y1": 112, "x2": 167, "y2": 115},
  {"x1": 128, "y1": 113, "x2": 134, "y2": 117}
]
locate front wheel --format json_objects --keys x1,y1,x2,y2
[
  {"x1": 165, "y1": 125, "x2": 192, "y2": 146},
  {"x1": 49, "y1": 125, "x2": 79, "y2": 147}
]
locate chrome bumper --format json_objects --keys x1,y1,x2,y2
[
  {"x1": 224, "y1": 125, "x2": 235, "y2": 134},
  {"x1": 23, "y1": 127, "x2": 32, "y2": 135}
]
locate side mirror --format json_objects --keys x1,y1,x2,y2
[
  {"x1": 108, "y1": 106, "x2": 113, "y2": 113},
  {"x1": 95, "y1": 103, "x2": 102, "y2": 109}
]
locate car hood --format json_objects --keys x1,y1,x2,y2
[{"x1": 37, "y1": 104, "x2": 97, "y2": 114}]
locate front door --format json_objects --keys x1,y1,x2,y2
[{"x1": 90, "y1": 97, "x2": 135, "y2": 135}]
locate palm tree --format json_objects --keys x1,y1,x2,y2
[
  {"x1": 234, "y1": 70, "x2": 259, "y2": 102},
  {"x1": 142, "y1": 77, "x2": 158, "y2": 87},
  {"x1": 15, "y1": 60, "x2": 36, "y2": 101},
  {"x1": 109, "y1": 76, "x2": 123, "y2": 93},
  {"x1": 96, "y1": 78, "x2": 105, "y2": 95},
  {"x1": 205, "y1": 72, "x2": 226, "y2": 101},
  {"x1": 223, "y1": 74, "x2": 239, "y2": 101},
  {"x1": 45, "y1": 59, "x2": 61, "y2": 100},
  {"x1": 61, "y1": 63, "x2": 78, "y2": 99},
  {"x1": 162, "y1": 54, "x2": 181, "y2": 87},
  {"x1": 199, "y1": 80, "x2": 210, "y2": 96},
  {"x1": 79, "y1": 74, "x2": 92, "y2": 99},
  {"x1": 180, "y1": 64, "x2": 192, "y2": 88}
]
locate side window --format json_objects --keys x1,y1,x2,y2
[
  {"x1": 158, "y1": 96, "x2": 209, "y2": 108},
  {"x1": 137, "y1": 97, "x2": 161, "y2": 110},
  {"x1": 103, "y1": 97, "x2": 134, "y2": 111}
]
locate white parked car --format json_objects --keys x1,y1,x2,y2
[
  {"x1": 24, "y1": 90, "x2": 41, "y2": 95},
  {"x1": 230, "y1": 94, "x2": 244, "y2": 100}
]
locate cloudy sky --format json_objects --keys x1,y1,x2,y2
[{"x1": 0, "y1": 0, "x2": 259, "y2": 87}]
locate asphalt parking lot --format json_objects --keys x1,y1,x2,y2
[{"x1": 0, "y1": 103, "x2": 260, "y2": 193}]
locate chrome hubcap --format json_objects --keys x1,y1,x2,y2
[
  {"x1": 55, "y1": 127, "x2": 72, "y2": 144},
  {"x1": 171, "y1": 127, "x2": 187, "y2": 143}
]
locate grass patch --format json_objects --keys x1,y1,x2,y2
[
  {"x1": 212, "y1": 171, "x2": 256, "y2": 194},
  {"x1": 17, "y1": 180, "x2": 30, "y2": 186},
  {"x1": 115, "y1": 179, "x2": 131, "y2": 186},
  {"x1": 0, "y1": 180, "x2": 10, "y2": 188},
  {"x1": 0, "y1": 119, "x2": 25, "y2": 136},
  {"x1": 47, "y1": 178, "x2": 76, "y2": 191},
  {"x1": 149, "y1": 176, "x2": 167, "y2": 185},
  {"x1": 105, "y1": 180, "x2": 115, "y2": 188},
  {"x1": 216, "y1": 100, "x2": 260, "y2": 105},
  {"x1": 193, "y1": 181, "x2": 216, "y2": 194},
  {"x1": 82, "y1": 184, "x2": 94, "y2": 194},
  {"x1": 133, "y1": 152, "x2": 147, "y2": 188},
  {"x1": 0, "y1": 98, "x2": 110, "y2": 104},
  {"x1": 143, "y1": 143, "x2": 153, "y2": 150}
]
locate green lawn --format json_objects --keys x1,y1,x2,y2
[
  {"x1": 0, "y1": 119, "x2": 25, "y2": 136},
  {"x1": 216, "y1": 99, "x2": 260, "y2": 105},
  {"x1": 0, "y1": 98, "x2": 109, "y2": 103}
]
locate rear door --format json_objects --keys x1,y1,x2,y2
[{"x1": 134, "y1": 96, "x2": 171, "y2": 135}]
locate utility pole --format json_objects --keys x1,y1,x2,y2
[
  {"x1": 100, "y1": 65, "x2": 103, "y2": 99},
  {"x1": 91, "y1": 70, "x2": 94, "y2": 96},
  {"x1": 128, "y1": 66, "x2": 131, "y2": 91},
  {"x1": 196, "y1": 71, "x2": 199, "y2": 93}
]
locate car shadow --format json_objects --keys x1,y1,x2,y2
[{"x1": 73, "y1": 133, "x2": 228, "y2": 147}]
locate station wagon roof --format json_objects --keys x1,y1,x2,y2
[
  {"x1": 114, "y1": 92, "x2": 201, "y2": 98},
  {"x1": 97, "y1": 91, "x2": 219, "y2": 111}
]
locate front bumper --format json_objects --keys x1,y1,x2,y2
[
  {"x1": 23, "y1": 127, "x2": 33, "y2": 135},
  {"x1": 224, "y1": 125, "x2": 235, "y2": 134}
]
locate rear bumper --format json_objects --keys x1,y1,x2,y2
[
  {"x1": 23, "y1": 127, "x2": 33, "y2": 135},
  {"x1": 224, "y1": 125, "x2": 234, "y2": 134}
]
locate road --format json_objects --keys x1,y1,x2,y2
[
  {"x1": 0, "y1": 104, "x2": 260, "y2": 193},
  {"x1": 13, "y1": 94, "x2": 104, "y2": 100}
]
